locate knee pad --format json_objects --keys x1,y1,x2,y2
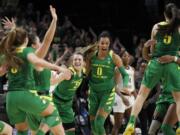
[
  {"x1": 148, "y1": 120, "x2": 161, "y2": 135},
  {"x1": 153, "y1": 115, "x2": 164, "y2": 123}
]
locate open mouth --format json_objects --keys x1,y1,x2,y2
[
  {"x1": 75, "y1": 63, "x2": 81, "y2": 67},
  {"x1": 102, "y1": 48, "x2": 108, "y2": 51}
]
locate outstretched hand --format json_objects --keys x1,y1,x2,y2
[
  {"x1": 50, "y1": 5, "x2": 57, "y2": 21},
  {"x1": 1, "y1": 17, "x2": 16, "y2": 30}
]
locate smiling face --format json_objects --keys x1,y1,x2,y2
[
  {"x1": 72, "y1": 54, "x2": 84, "y2": 71},
  {"x1": 98, "y1": 37, "x2": 110, "y2": 52}
]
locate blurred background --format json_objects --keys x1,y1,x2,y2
[
  {"x1": 1, "y1": 1, "x2": 180, "y2": 134},
  {"x1": 1, "y1": 0, "x2": 180, "y2": 54}
]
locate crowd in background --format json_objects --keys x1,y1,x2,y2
[{"x1": 0, "y1": 2, "x2": 161, "y2": 134}]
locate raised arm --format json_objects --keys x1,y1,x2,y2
[
  {"x1": 35, "y1": 5, "x2": 57, "y2": 58},
  {"x1": 2, "y1": 17, "x2": 16, "y2": 31}
]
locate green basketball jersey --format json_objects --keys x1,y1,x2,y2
[
  {"x1": 33, "y1": 69, "x2": 51, "y2": 92},
  {"x1": 8, "y1": 47, "x2": 36, "y2": 91},
  {"x1": 53, "y1": 67, "x2": 83, "y2": 101},
  {"x1": 89, "y1": 50, "x2": 116, "y2": 91},
  {"x1": 152, "y1": 21, "x2": 180, "y2": 57}
]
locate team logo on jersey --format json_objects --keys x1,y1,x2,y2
[{"x1": 11, "y1": 68, "x2": 18, "y2": 74}]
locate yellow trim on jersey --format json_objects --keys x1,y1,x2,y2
[
  {"x1": 69, "y1": 66, "x2": 84, "y2": 76},
  {"x1": 40, "y1": 95, "x2": 52, "y2": 102},
  {"x1": 15, "y1": 46, "x2": 26, "y2": 53},
  {"x1": 107, "y1": 97, "x2": 114, "y2": 101},
  {"x1": 110, "y1": 92, "x2": 115, "y2": 97},
  {"x1": 82, "y1": 67, "x2": 86, "y2": 74},
  {"x1": 30, "y1": 90, "x2": 38, "y2": 96},
  {"x1": 106, "y1": 101, "x2": 113, "y2": 105},
  {"x1": 109, "y1": 50, "x2": 113, "y2": 58},
  {"x1": 68, "y1": 66, "x2": 76, "y2": 75}
]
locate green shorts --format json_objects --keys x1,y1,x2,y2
[
  {"x1": 6, "y1": 91, "x2": 49, "y2": 125},
  {"x1": 0, "y1": 121, "x2": 5, "y2": 132},
  {"x1": 26, "y1": 114, "x2": 41, "y2": 131},
  {"x1": 53, "y1": 98, "x2": 74, "y2": 124},
  {"x1": 155, "y1": 102, "x2": 172, "y2": 119},
  {"x1": 156, "y1": 93, "x2": 175, "y2": 105},
  {"x1": 164, "y1": 63, "x2": 180, "y2": 91},
  {"x1": 26, "y1": 95, "x2": 61, "y2": 131},
  {"x1": 88, "y1": 88, "x2": 115, "y2": 116},
  {"x1": 142, "y1": 59, "x2": 180, "y2": 91}
]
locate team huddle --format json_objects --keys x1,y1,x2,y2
[{"x1": 0, "y1": 2, "x2": 180, "y2": 135}]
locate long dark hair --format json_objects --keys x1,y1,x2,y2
[
  {"x1": 158, "y1": 3, "x2": 180, "y2": 34},
  {"x1": 98, "y1": 31, "x2": 112, "y2": 42},
  {"x1": 0, "y1": 27, "x2": 27, "y2": 69}
]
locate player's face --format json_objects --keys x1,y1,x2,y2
[
  {"x1": 73, "y1": 54, "x2": 84, "y2": 71},
  {"x1": 122, "y1": 51, "x2": 130, "y2": 65},
  {"x1": 98, "y1": 37, "x2": 110, "y2": 52}
]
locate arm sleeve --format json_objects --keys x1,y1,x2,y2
[{"x1": 118, "y1": 66, "x2": 129, "y2": 87}]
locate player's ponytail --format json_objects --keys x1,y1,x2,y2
[
  {"x1": 0, "y1": 27, "x2": 27, "y2": 68},
  {"x1": 158, "y1": 3, "x2": 180, "y2": 34}
]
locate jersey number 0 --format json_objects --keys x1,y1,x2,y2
[{"x1": 97, "y1": 67, "x2": 102, "y2": 76}]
